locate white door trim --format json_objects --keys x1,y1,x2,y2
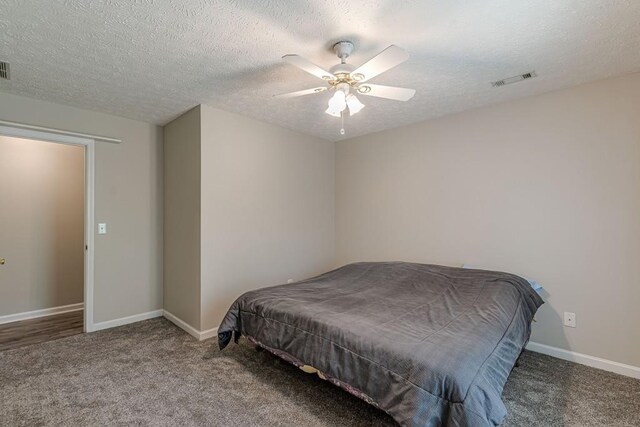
[
  {"x1": 0, "y1": 124, "x2": 96, "y2": 333},
  {"x1": 0, "y1": 119, "x2": 122, "y2": 144}
]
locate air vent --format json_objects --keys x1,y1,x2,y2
[
  {"x1": 491, "y1": 71, "x2": 536, "y2": 87},
  {"x1": 0, "y1": 61, "x2": 9, "y2": 80}
]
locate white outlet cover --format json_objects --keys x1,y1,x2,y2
[
  {"x1": 564, "y1": 312, "x2": 576, "y2": 328},
  {"x1": 98, "y1": 223, "x2": 107, "y2": 234}
]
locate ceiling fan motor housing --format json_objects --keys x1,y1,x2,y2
[
  {"x1": 329, "y1": 41, "x2": 362, "y2": 88},
  {"x1": 329, "y1": 62, "x2": 355, "y2": 76}
]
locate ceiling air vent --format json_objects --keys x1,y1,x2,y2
[
  {"x1": 0, "y1": 61, "x2": 9, "y2": 80},
  {"x1": 491, "y1": 71, "x2": 536, "y2": 87}
]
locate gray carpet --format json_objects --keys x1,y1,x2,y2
[{"x1": 1, "y1": 318, "x2": 638, "y2": 426}]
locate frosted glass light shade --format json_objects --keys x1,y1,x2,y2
[{"x1": 346, "y1": 93, "x2": 365, "y2": 115}]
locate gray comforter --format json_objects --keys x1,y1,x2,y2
[{"x1": 218, "y1": 262, "x2": 543, "y2": 426}]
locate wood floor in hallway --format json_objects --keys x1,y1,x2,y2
[{"x1": 0, "y1": 310, "x2": 83, "y2": 351}]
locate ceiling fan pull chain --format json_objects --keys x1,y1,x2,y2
[{"x1": 340, "y1": 111, "x2": 345, "y2": 135}]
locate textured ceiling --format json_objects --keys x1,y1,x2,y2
[{"x1": 1, "y1": 1, "x2": 640, "y2": 141}]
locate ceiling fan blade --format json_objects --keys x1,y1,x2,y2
[
  {"x1": 356, "y1": 84, "x2": 416, "y2": 101},
  {"x1": 273, "y1": 87, "x2": 328, "y2": 98},
  {"x1": 351, "y1": 45, "x2": 409, "y2": 83},
  {"x1": 282, "y1": 55, "x2": 336, "y2": 81}
]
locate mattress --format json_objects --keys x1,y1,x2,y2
[{"x1": 218, "y1": 262, "x2": 544, "y2": 426}]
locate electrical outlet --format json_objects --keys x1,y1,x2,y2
[
  {"x1": 98, "y1": 223, "x2": 107, "y2": 235},
  {"x1": 564, "y1": 312, "x2": 576, "y2": 328}
]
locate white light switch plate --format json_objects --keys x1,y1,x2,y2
[
  {"x1": 98, "y1": 223, "x2": 107, "y2": 234},
  {"x1": 564, "y1": 312, "x2": 576, "y2": 328}
]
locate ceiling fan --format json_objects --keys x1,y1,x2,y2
[{"x1": 274, "y1": 41, "x2": 416, "y2": 135}]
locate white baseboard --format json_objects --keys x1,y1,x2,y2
[
  {"x1": 163, "y1": 310, "x2": 218, "y2": 341},
  {"x1": 526, "y1": 341, "x2": 640, "y2": 380},
  {"x1": 91, "y1": 309, "x2": 164, "y2": 332},
  {"x1": 199, "y1": 326, "x2": 219, "y2": 341},
  {"x1": 0, "y1": 302, "x2": 84, "y2": 325},
  {"x1": 162, "y1": 310, "x2": 200, "y2": 339}
]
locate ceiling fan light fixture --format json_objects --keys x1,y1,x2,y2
[
  {"x1": 326, "y1": 87, "x2": 348, "y2": 117},
  {"x1": 277, "y1": 43, "x2": 414, "y2": 132},
  {"x1": 325, "y1": 106, "x2": 342, "y2": 117},
  {"x1": 328, "y1": 89, "x2": 347, "y2": 109},
  {"x1": 346, "y1": 93, "x2": 365, "y2": 115}
]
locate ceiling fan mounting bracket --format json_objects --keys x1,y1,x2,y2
[{"x1": 333, "y1": 41, "x2": 355, "y2": 63}]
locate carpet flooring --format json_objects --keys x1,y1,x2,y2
[{"x1": 1, "y1": 317, "x2": 638, "y2": 426}]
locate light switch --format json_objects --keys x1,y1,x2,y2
[{"x1": 98, "y1": 223, "x2": 107, "y2": 234}]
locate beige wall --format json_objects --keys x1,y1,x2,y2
[
  {"x1": 199, "y1": 106, "x2": 335, "y2": 330},
  {"x1": 0, "y1": 92, "x2": 163, "y2": 324},
  {"x1": 0, "y1": 136, "x2": 84, "y2": 315},
  {"x1": 336, "y1": 72, "x2": 640, "y2": 367},
  {"x1": 163, "y1": 106, "x2": 202, "y2": 329}
]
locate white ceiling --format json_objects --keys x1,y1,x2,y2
[{"x1": 1, "y1": 1, "x2": 639, "y2": 141}]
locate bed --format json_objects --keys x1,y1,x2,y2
[{"x1": 218, "y1": 262, "x2": 543, "y2": 426}]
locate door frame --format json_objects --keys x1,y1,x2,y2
[{"x1": 0, "y1": 124, "x2": 95, "y2": 332}]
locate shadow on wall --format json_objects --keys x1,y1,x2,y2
[
  {"x1": 530, "y1": 287, "x2": 571, "y2": 353},
  {"x1": 52, "y1": 143, "x2": 85, "y2": 309},
  {"x1": 509, "y1": 287, "x2": 573, "y2": 425}
]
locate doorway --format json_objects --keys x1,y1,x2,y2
[{"x1": 0, "y1": 125, "x2": 95, "y2": 350}]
